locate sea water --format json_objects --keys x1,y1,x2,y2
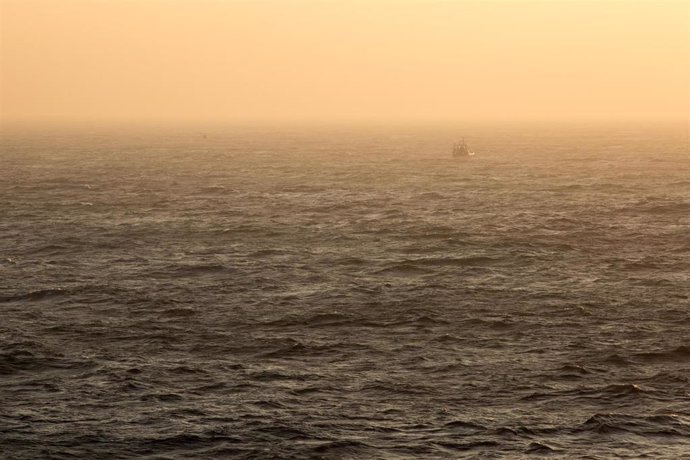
[{"x1": 1, "y1": 123, "x2": 688, "y2": 458}]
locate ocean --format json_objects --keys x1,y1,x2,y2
[{"x1": 1, "y1": 123, "x2": 689, "y2": 459}]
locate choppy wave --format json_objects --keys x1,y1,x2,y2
[{"x1": 1, "y1": 125, "x2": 689, "y2": 458}]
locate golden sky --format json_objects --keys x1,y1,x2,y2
[{"x1": 1, "y1": 0, "x2": 688, "y2": 125}]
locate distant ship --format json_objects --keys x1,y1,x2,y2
[{"x1": 453, "y1": 138, "x2": 475, "y2": 158}]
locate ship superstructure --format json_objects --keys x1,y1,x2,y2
[{"x1": 453, "y1": 138, "x2": 475, "y2": 157}]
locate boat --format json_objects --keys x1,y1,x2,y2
[{"x1": 453, "y1": 138, "x2": 475, "y2": 158}]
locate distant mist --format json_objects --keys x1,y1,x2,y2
[{"x1": 1, "y1": 0, "x2": 688, "y2": 126}]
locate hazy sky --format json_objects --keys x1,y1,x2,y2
[{"x1": 1, "y1": 0, "x2": 688, "y2": 125}]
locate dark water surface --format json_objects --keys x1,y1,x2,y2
[{"x1": 1, "y1": 124, "x2": 689, "y2": 459}]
